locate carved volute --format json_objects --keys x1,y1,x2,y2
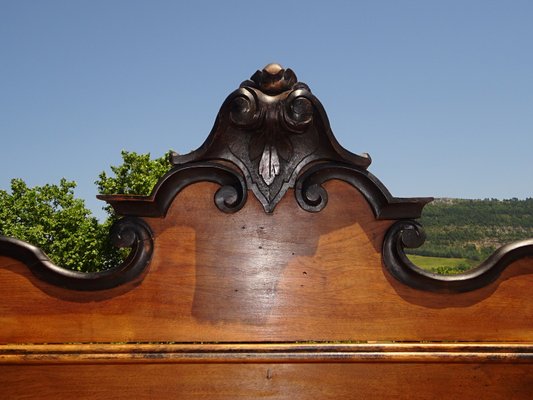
[
  {"x1": 100, "y1": 63, "x2": 430, "y2": 220},
  {"x1": 170, "y1": 63, "x2": 372, "y2": 212}
]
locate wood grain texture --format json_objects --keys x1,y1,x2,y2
[
  {"x1": 1, "y1": 181, "x2": 533, "y2": 344},
  {"x1": 2, "y1": 362, "x2": 533, "y2": 399}
]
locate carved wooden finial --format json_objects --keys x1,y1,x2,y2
[
  {"x1": 263, "y1": 63, "x2": 283, "y2": 75},
  {"x1": 170, "y1": 64, "x2": 373, "y2": 213},
  {"x1": 248, "y1": 63, "x2": 298, "y2": 95}
]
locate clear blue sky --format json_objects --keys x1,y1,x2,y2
[{"x1": 1, "y1": 1, "x2": 532, "y2": 220}]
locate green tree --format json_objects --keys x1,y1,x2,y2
[
  {"x1": 0, "y1": 151, "x2": 172, "y2": 272},
  {"x1": 0, "y1": 178, "x2": 112, "y2": 272},
  {"x1": 96, "y1": 150, "x2": 172, "y2": 197}
]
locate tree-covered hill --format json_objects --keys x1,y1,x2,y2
[{"x1": 407, "y1": 197, "x2": 533, "y2": 261}]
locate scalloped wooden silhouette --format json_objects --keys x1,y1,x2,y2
[
  {"x1": 2, "y1": 63, "x2": 532, "y2": 293},
  {"x1": 2, "y1": 64, "x2": 533, "y2": 399}
]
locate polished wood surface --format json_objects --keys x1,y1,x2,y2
[
  {"x1": 1, "y1": 181, "x2": 532, "y2": 344},
  {"x1": 2, "y1": 363, "x2": 533, "y2": 399}
]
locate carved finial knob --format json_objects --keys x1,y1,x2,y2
[
  {"x1": 248, "y1": 63, "x2": 297, "y2": 95},
  {"x1": 263, "y1": 63, "x2": 283, "y2": 75}
]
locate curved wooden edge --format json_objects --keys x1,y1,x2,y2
[
  {"x1": 100, "y1": 160, "x2": 431, "y2": 220},
  {"x1": 295, "y1": 163, "x2": 433, "y2": 219},
  {"x1": 172, "y1": 84, "x2": 372, "y2": 172},
  {"x1": 0, "y1": 217, "x2": 153, "y2": 291},
  {"x1": 97, "y1": 162, "x2": 247, "y2": 217},
  {"x1": 2, "y1": 343, "x2": 533, "y2": 365},
  {"x1": 383, "y1": 220, "x2": 533, "y2": 293}
]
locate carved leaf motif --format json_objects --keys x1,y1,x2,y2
[{"x1": 259, "y1": 145, "x2": 280, "y2": 185}]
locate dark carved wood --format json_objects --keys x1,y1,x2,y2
[
  {"x1": 170, "y1": 63, "x2": 372, "y2": 213},
  {"x1": 98, "y1": 162, "x2": 247, "y2": 217},
  {"x1": 105, "y1": 63, "x2": 432, "y2": 220},
  {"x1": 295, "y1": 163, "x2": 432, "y2": 218},
  {"x1": 382, "y1": 220, "x2": 533, "y2": 293},
  {"x1": 0, "y1": 217, "x2": 153, "y2": 290}
]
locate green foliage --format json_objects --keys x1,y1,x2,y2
[
  {"x1": 96, "y1": 150, "x2": 172, "y2": 196},
  {"x1": 0, "y1": 178, "x2": 116, "y2": 272},
  {"x1": 431, "y1": 264, "x2": 472, "y2": 275},
  {"x1": 96, "y1": 150, "x2": 172, "y2": 217},
  {"x1": 0, "y1": 151, "x2": 172, "y2": 272}
]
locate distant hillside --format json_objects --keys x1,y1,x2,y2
[{"x1": 407, "y1": 197, "x2": 533, "y2": 261}]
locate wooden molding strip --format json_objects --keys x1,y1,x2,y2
[{"x1": 2, "y1": 343, "x2": 533, "y2": 365}]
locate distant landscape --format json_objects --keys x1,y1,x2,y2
[{"x1": 407, "y1": 198, "x2": 533, "y2": 274}]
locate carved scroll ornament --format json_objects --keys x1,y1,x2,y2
[
  {"x1": 170, "y1": 63, "x2": 374, "y2": 213},
  {"x1": 102, "y1": 63, "x2": 429, "y2": 220}
]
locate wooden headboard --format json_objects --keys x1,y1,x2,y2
[{"x1": 2, "y1": 64, "x2": 533, "y2": 399}]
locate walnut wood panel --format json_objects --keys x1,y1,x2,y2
[
  {"x1": 1, "y1": 181, "x2": 533, "y2": 344},
  {"x1": 2, "y1": 363, "x2": 533, "y2": 399}
]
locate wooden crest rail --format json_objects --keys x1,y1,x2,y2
[{"x1": 1, "y1": 64, "x2": 533, "y2": 399}]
